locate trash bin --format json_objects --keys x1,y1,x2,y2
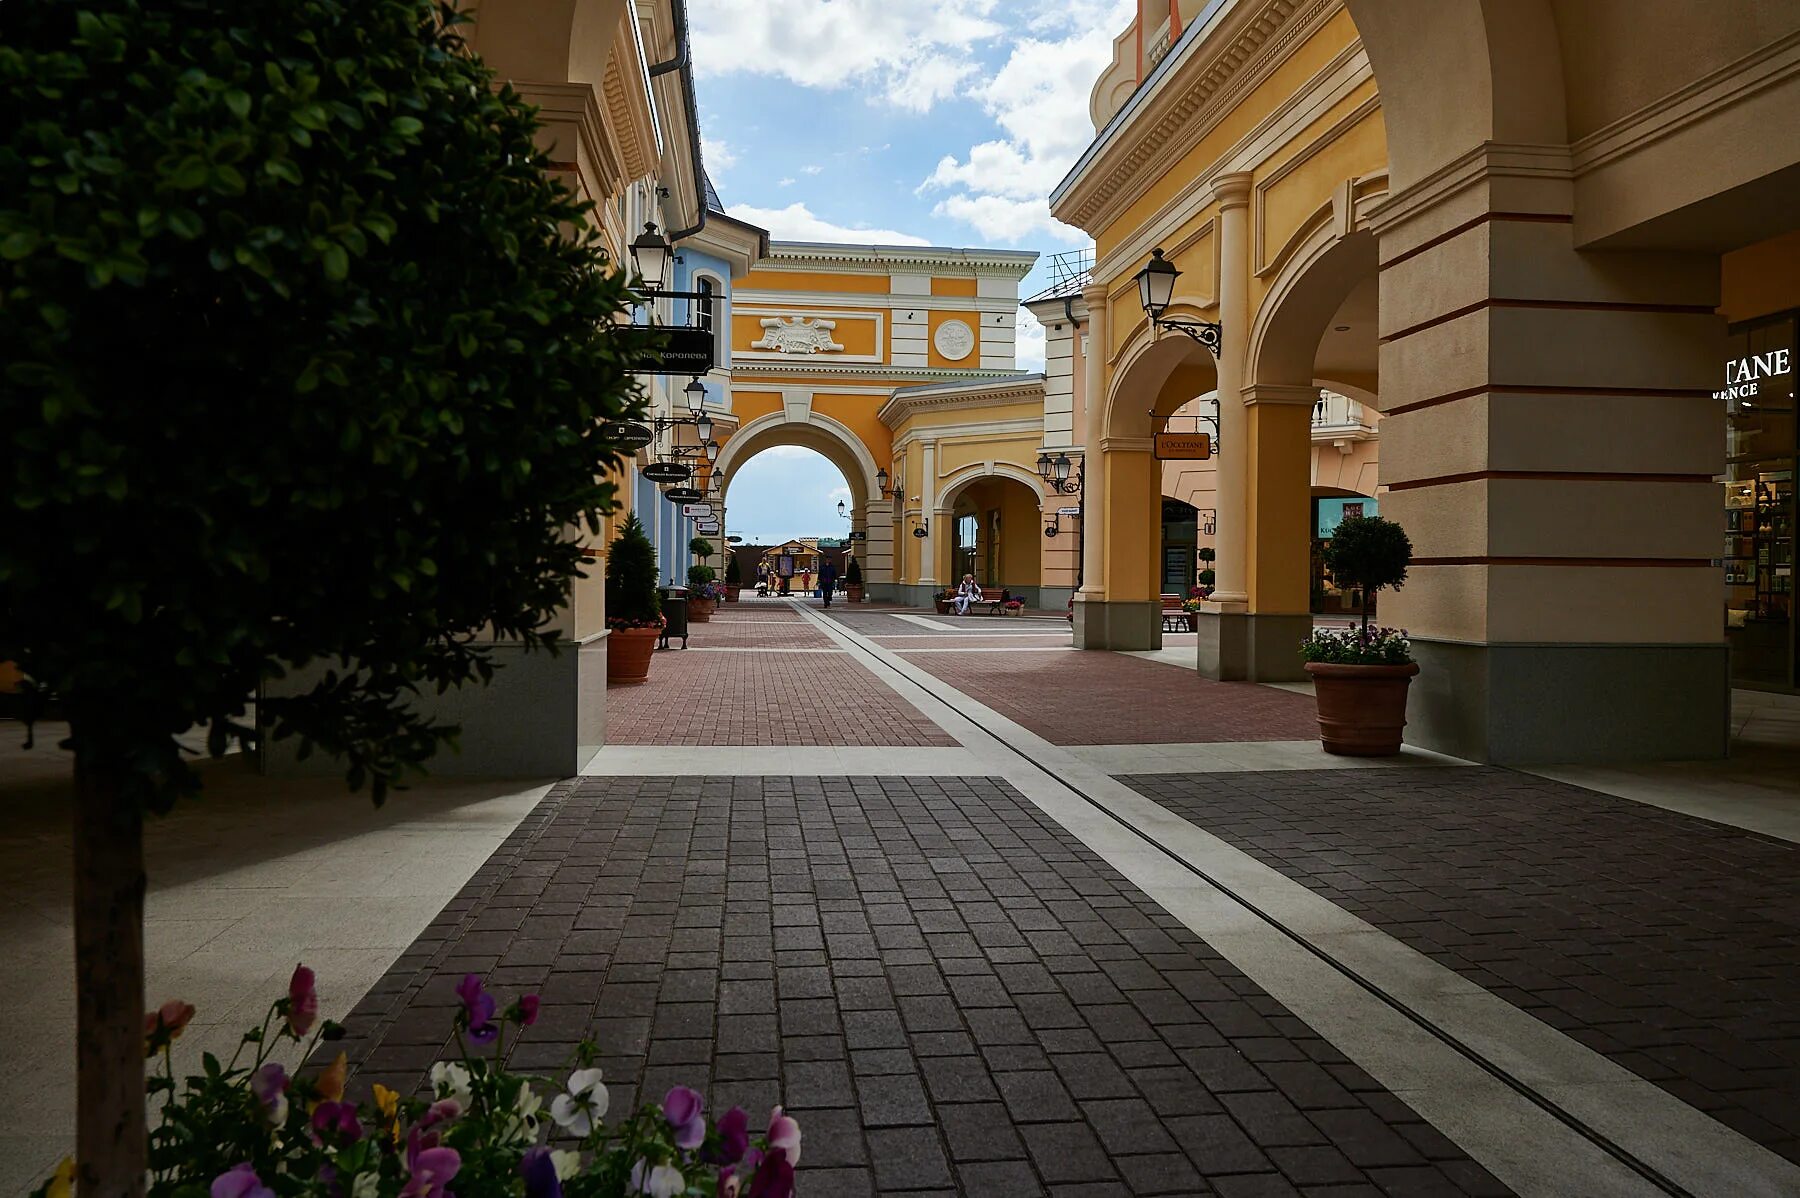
[{"x1": 658, "y1": 586, "x2": 689, "y2": 649}]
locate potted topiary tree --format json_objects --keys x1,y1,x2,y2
[
  {"x1": 1197, "y1": 546, "x2": 1216, "y2": 598},
  {"x1": 1299, "y1": 515, "x2": 1415, "y2": 754},
  {"x1": 844, "y1": 556, "x2": 864, "y2": 603},
  {"x1": 686, "y1": 563, "x2": 718, "y2": 622},
  {"x1": 607, "y1": 515, "x2": 664, "y2": 684},
  {"x1": 724, "y1": 553, "x2": 743, "y2": 602},
  {"x1": 934, "y1": 588, "x2": 954, "y2": 615}
]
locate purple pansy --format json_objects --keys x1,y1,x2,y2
[
  {"x1": 745, "y1": 1148, "x2": 795, "y2": 1198},
  {"x1": 401, "y1": 1145, "x2": 461, "y2": 1198},
  {"x1": 518, "y1": 994, "x2": 540, "y2": 1026},
  {"x1": 211, "y1": 1165, "x2": 274, "y2": 1198},
  {"x1": 710, "y1": 1106, "x2": 749, "y2": 1165},
  {"x1": 663, "y1": 1085, "x2": 705, "y2": 1150},
  {"x1": 520, "y1": 1146, "x2": 562, "y2": 1198},
  {"x1": 455, "y1": 973, "x2": 499, "y2": 1044},
  {"x1": 310, "y1": 1100, "x2": 362, "y2": 1143}
]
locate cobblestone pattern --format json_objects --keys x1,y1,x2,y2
[
  {"x1": 604, "y1": 648, "x2": 954, "y2": 747},
  {"x1": 338, "y1": 776, "x2": 1509, "y2": 1197},
  {"x1": 907, "y1": 651, "x2": 1320, "y2": 745},
  {"x1": 682, "y1": 618, "x2": 837, "y2": 650},
  {"x1": 1127, "y1": 768, "x2": 1800, "y2": 1163}
]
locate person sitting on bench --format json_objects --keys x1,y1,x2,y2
[{"x1": 952, "y1": 574, "x2": 982, "y2": 615}]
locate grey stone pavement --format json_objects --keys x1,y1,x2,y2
[{"x1": 6, "y1": 599, "x2": 1799, "y2": 1195}]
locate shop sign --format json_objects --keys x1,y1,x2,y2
[
  {"x1": 642, "y1": 461, "x2": 690, "y2": 483},
  {"x1": 726, "y1": 535, "x2": 744, "y2": 543},
  {"x1": 1715, "y1": 348, "x2": 1791, "y2": 402},
  {"x1": 680, "y1": 503, "x2": 714, "y2": 518},
  {"x1": 610, "y1": 326, "x2": 716, "y2": 375},
  {"x1": 608, "y1": 422, "x2": 655, "y2": 450},
  {"x1": 1154, "y1": 431, "x2": 1212, "y2": 460},
  {"x1": 696, "y1": 523, "x2": 721, "y2": 535},
  {"x1": 663, "y1": 486, "x2": 704, "y2": 503},
  {"x1": 1057, "y1": 506, "x2": 1080, "y2": 517}
]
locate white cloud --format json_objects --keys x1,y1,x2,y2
[
  {"x1": 777, "y1": 177, "x2": 796, "y2": 187},
  {"x1": 800, "y1": 164, "x2": 823, "y2": 175},
  {"x1": 690, "y1": 0, "x2": 1004, "y2": 112},
  {"x1": 1015, "y1": 308, "x2": 1047, "y2": 373},
  {"x1": 919, "y1": 2, "x2": 1132, "y2": 245},
  {"x1": 726, "y1": 202, "x2": 930, "y2": 246},
  {"x1": 701, "y1": 135, "x2": 738, "y2": 172}
]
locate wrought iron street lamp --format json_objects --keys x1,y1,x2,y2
[
  {"x1": 1134, "y1": 248, "x2": 1221, "y2": 358},
  {"x1": 630, "y1": 222, "x2": 672, "y2": 293},
  {"x1": 694, "y1": 412, "x2": 713, "y2": 442},
  {"x1": 837, "y1": 500, "x2": 847, "y2": 518},
  {"x1": 683, "y1": 376, "x2": 706, "y2": 414},
  {"x1": 1036, "y1": 450, "x2": 1080, "y2": 496},
  {"x1": 703, "y1": 439, "x2": 719, "y2": 463}
]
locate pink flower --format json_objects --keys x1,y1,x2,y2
[
  {"x1": 287, "y1": 965, "x2": 318, "y2": 1037},
  {"x1": 716, "y1": 1169, "x2": 741, "y2": 1198},
  {"x1": 518, "y1": 994, "x2": 540, "y2": 1027},
  {"x1": 401, "y1": 1146, "x2": 461, "y2": 1198},
  {"x1": 419, "y1": 1098, "x2": 462, "y2": 1131},
  {"x1": 745, "y1": 1149, "x2": 794, "y2": 1198},
  {"x1": 144, "y1": 999, "x2": 196, "y2": 1041},
  {"x1": 211, "y1": 1165, "x2": 274, "y2": 1198},
  {"x1": 709, "y1": 1106, "x2": 749, "y2": 1165},
  {"x1": 767, "y1": 1106, "x2": 801, "y2": 1168},
  {"x1": 663, "y1": 1085, "x2": 705, "y2": 1150},
  {"x1": 310, "y1": 1100, "x2": 362, "y2": 1144}
]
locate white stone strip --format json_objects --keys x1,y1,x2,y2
[
  {"x1": 579, "y1": 746, "x2": 985, "y2": 777},
  {"x1": 889, "y1": 614, "x2": 973, "y2": 631},
  {"x1": 869, "y1": 633, "x2": 1070, "y2": 640},
  {"x1": 1068, "y1": 741, "x2": 1459, "y2": 774},
  {"x1": 788, "y1": 601, "x2": 1799, "y2": 1198},
  {"x1": 1524, "y1": 762, "x2": 1800, "y2": 845},
  {"x1": 894, "y1": 647, "x2": 1078, "y2": 654},
  {"x1": 687, "y1": 647, "x2": 847, "y2": 654}
]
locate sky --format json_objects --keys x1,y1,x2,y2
[
  {"x1": 725, "y1": 446, "x2": 853, "y2": 545},
  {"x1": 691, "y1": 0, "x2": 1132, "y2": 543}
]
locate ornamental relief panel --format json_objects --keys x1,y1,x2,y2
[
  {"x1": 735, "y1": 308, "x2": 885, "y2": 364},
  {"x1": 751, "y1": 316, "x2": 844, "y2": 355}
]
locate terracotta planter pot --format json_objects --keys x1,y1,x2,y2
[
  {"x1": 1304, "y1": 661, "x2": 1419, "y2": 756},
  {"x1": 934, "y1": 599, "x2": 952, "y2": 614},
  {"x1": 845, "y1": 584, "x2": 863, "y2": 603},
  {"x1": 724, "y1": 586, "x2": 741, "y2": 603},
  {"x1": 688, "y1": 597, "x2": 715, "y2": 622},
  {"x1": 606, "y1": 625, "x2": 661, "y2": 686}
]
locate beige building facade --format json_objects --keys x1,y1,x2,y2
[{"x1": 1045, "y1": 0, "x2": 1800, "y2": 762}]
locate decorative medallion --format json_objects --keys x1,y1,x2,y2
[
  {"x1": 751, "y1": 316, "x2": 844, "y2": 355},
  {"x1": 934, "y1": 319, "x2": 975, "y2": 361}
]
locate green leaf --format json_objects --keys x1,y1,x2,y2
[
  {"x1": 224, "y1": 89, "x2": 251, "y2": 118},
  {"x1": 390, "y1": 116, "x2": 423, "y2": 137},
  {"x1": 166, "y1": 208, "x2": 203, "y2": 239},
  {"x1": 167, "y1": 155, "x2": 208, "y2": 189},
  {"x1": 265, "y1": 157, "x2": 302, "y2": 185},
  {"x1": 0, "y1": 230, "x2": 40, "y2": 259},
  {"x1": 321, "y1": 243, "x2": 348, "y2": 280}
]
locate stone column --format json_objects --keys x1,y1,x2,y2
[
  {"x1": 918, "y1": 439, "x2": 940, "y2": 589},
  {"x1": 863, "y1": 497, "x2": 895, "y2": 597},
  {"x1": 1373, "y1": 149, "x2": 1726, "y2": 763},
  {"x1": 1238, "y1": 382, "x2": 1320, "y2": 680},
  {"x1": 1073, "y1": 283, "x2": 1110, "y2": 648},
  {"x1": 1194, "y1": 172, "x2": 1256, "y2": 677}
]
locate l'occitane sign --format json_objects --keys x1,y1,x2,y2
[{"x1": 1154, "y1": 432, "x2": 1212, "y2": 460}]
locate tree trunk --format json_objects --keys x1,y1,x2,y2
[{"x1": 74, "y1": 757, "x2": 147, "y2": 1196}]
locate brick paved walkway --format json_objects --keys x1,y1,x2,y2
[
  {"x1": 1126, "y1": 767, "x2": 1800, "y2": 1164},
  {"x1": 906, "y1": 649, "x2": 1320, "y2": 745},
  {"x1": 338, "y1": 776, "x2": 1509, "y2": 1197},
  {"x1": 605, "y1": 643, "x2": 953, "y2": 747}
]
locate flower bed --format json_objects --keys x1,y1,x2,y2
[{"x1": 43, "y1": 967, "x2": 801, "y2": 1198}]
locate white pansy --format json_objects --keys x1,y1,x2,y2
[
  {"x1": 505, "y1": 1083, "x2": 544, "y2": 1144},
  {"x1": 549, "y1": 1067, "x2": 609, "y2": 1137},
  {"x1": 645, "y1": 1164, "x2": 685, "y2": 1198},
  {"x1": 350, "y1": 1174, "x2": 379, "y2": 1198},
  {"x1": 551, "y1": 1150, "x2": 582, "y2": 1181},
  {"x1": 429, "y1": 1061, "x2": 473, "y2": 1106}
]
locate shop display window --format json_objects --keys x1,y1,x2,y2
[{"x1": 1722, "y1": 313, "x2": 1797, "y2": 688}]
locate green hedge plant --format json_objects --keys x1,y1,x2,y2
[{"x1": 606, "y1": 516, "x2": 662, "y2": 629}]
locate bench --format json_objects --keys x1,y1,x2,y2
[
  {"x1": 949, "y1": 587, "x2": 1009, "y2": 615},
  {"x1": 1161, "y1": 593, "x2": 1193, "y2": 632}
]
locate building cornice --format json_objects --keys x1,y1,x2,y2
[
  {"x1": 762, "y1": 242, "x2": 1039, "y2": 277},
  {"x1": 891, "y1": 419, "x2": 1046, "y2": 452},
  {"x1": 1052, "y1": 0, "x2": 1341, "y2": 236},
  {"x1": 879, "y1": 378, "x2": 1048, "y2": 427},
  {"x1": 730, "y1": 364, "x2": 1028, "y2": 384},
  {"x1": 733, "y1": 288, "x2": 1019, "y2": 315}
]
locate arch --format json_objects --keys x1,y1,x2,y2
[
  {"x1": 1247, "y1": 226, "x2": 1378, "y2": 392},
  {"x1": 468, "y1": 0, "x2": 630, "y2": 89},
  {"x1": 934, "y1": 461, "x2": 1053, "y2": 513},
  {"x1": 1105, "y1": 318, "x2": 1221, "y2": 440},
  {"x1": 1345, "y1": 0, "x2": 1566, "y2": 193},
  {"x1": 715, "y1": 409, "x2": 881, "y2": 509}
]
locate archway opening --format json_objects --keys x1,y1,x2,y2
[
  {"x1": 938, "y1": 472, "x2": 1046, "y2": 605},
  {"x1": 720, "y1": 444, "x2": 856, "y2": 596}
]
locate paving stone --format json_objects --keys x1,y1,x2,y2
[{"x1": 867, "y1": 1126, "x2": 955, "y2": 1190}]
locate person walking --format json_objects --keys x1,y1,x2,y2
[{"x1": 819, "y1": 556, "x2": 839, "y2": 608}]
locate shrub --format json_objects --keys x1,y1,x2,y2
[
  {"x1": 689, "y1": 536, "x2": 715, "y2": 559},
  {"x1": 724, "y1": 555, "x2": 742, "y2": 586},
  {"x1": 1197, "y1": 568, "x2": 1216, "y2": 587},
  {"x1": 845, "y1": 557, "x2": 862, "y2": 585},
  {"x1": 2, "y1": 1, "x2": 648, "y2": 1182},
  {"x1": 1198, "y1": 546, "x2": 1216, "y2": 563},
  {"x1": 686, "y1": 564, "x2": 716, "y2": 589},
  {"x1": 1322, "y1": 515, "x2": 1412, "y2": 639},
  {"x1": 606, "y1": 517, "x2": 662, "y2": 629}
]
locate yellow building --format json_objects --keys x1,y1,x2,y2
[
  {"x1": 710, "y1": 242, "x2": 1058, "y2": 605},
  {"x1": 1044, "y1": 0, "x2": 1800, "y2": 763}
]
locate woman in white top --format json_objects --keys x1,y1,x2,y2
[{"x1": 952, "y1": 574, "x2": 982, "y2": 616}]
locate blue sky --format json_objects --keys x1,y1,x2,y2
[{"x1": 690, "y1": 0, "x2": 1130, "y2": 543}]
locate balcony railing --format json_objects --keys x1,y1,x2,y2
[{"x1": 1311, "y1": 390, "x2": 1376, "y2": 438}]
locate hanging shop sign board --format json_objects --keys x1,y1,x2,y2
[
  {"x1": 642, "y1": 460, "x2": 691, "y2": 484},
  {"x1": 726, "y1": 535, "x2": 744, "y2": 543},
  {"x1": 663, "y1": 486, "x2": 704, "y2": 503},
  {"x1": 1154, "y1": 432, "x2": 1212, "y2": 460},
  {"x1": 1057, "y1": 506, "x2": 1081, "y2": 517},
  {"x1": 696, "y1": 523, "x2": 721, "y2": 535},
  {"x1": 608, "y1": 422, "x2": 655, "y2": 451},
  {"x1": 681, "y1": 503, "x2": 714, "y2": 518},
  {"x1": 610, "y1": 326, "x2": 715, "y2": 376}
]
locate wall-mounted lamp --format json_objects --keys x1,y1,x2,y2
[
  {"x1": 630, "y1": 222, "x2": 672, "y2": 293},
  {"x1": 1135, "y1": 248, "x2": 1221, "y2": 358}
]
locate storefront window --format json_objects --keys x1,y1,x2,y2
[
  {"x1": 1160, "y1": 498, "x2": 1198, "y2": 593},
  {"x1": 1312, "y1": 496, "x2": 1379, "y2": 615},
  {"x1": 1721, "y1": 313, "x2": 1797, "y2": 688}
]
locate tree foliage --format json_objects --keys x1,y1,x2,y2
[
  {"x1": 1322, "y1": 516, "x2": 1412, "y2": 637},
  {"x1": 724, "y1": 553, "x2": 742, "y2": 586},
  {"x1": 604, "y1": 516, "x2": 661, "y2": 628},
  {"x1": 0, "y1": 0, "x2": 651, "y2": 809},
  {"x1": 688, "y1": 536, "x2": 714, "y2": 558}
]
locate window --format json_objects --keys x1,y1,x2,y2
[{"x1": 696, "y1": 277, "x2": 715, "y2": 333}]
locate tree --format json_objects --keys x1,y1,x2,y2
[
  {"x1": 1322, "y1": 515, "x2": 1412, "y2": 638},
  {"x1": 724, "y1": 553, "x2": 742, "y2": 587},
  {"x1": 605, "y1": 516, "x2": 662, "y2": 626},
  {"x1": 689, "y1": 536, "x2": 715, "y2": 559},
  {"x1": 0, "y1": 2, "x2": 649, "y2": 1187},
  {"x1": 845, "y1": 556, "x2": 862, "y2": 585}
]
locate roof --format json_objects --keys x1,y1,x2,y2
[{"x1": 702, "y1": 168, "x2": 724, "y2": 215}]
